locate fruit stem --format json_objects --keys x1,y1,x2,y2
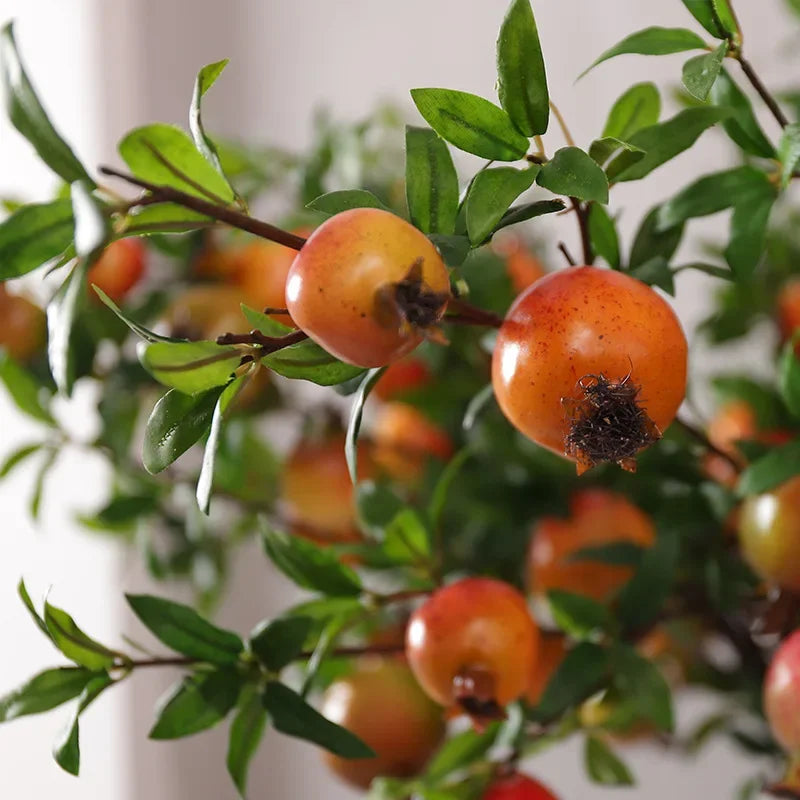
[
  {"x1": 446, "y1": 297, "x2": 503, "y2": 328},
  {"x1": 734, "y1": 51, "x2": 790, "y2": 129},
  {"x1": 673, "y1": 415, "x2": 742, "y2": 474},
  {"x1": 98, "y1": 165, "x2": 308, "y2": 250},
  {"x1": 571, "y1": 198, "x2": 594, "y2": 265},
  {"x1": 549, "y1": 101, "x2": 575, "y2": 147},
  {"x1": 216, "y1": 328, "x2": 308, "y2": 351}
]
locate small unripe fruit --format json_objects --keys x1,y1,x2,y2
[
  {"x1": 483, "y1": 772, "x2": 559, "y2": 800},
  {"x1": 320, "y1": 658, "x2": 445, "y2": 789},
  {"x1": 286, "y1": 208, "x2": 450, "y2": 367},
  {"x1": 492, "y1": 266, "x2": 687, "y2": 473},
  {"x1": 528, "y1": 489, "x2": 655, "y2": 603},
  {"x1": 0, "y1": 285, "x2": 46, "y2": 362},
  {"x1": 765, "y1": 630, "x2": 800, "y2": 753},
  {"x1": 739, "y1": 477, "x2": 800, "y2": 591},
  {"x1": 87, "y1": 239, "x2": 146, "y2": 303},
  {"x1": 406, "y1": 578, "x2": 539, "y2": 718}
]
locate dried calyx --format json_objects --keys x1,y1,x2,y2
[
  {"x1": 563, "y1": 372, "x2": 661, "y2": 475},
  {"x1": 375, "y1": 258, "x2": 449, "y2": 332},
  {"x1": 452, "y1": 666, "x2": 507, "y2": 729}
]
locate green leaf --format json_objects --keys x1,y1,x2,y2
[
  {"x1": 240, "y1": 304, "x2": 292, "y2": 337},
  {"x1": 493, "y1": 199, "x2": 564, "y2": 232},
  {"x1": 139, "y1": 340, "x2": 242, "y2": 394},
  {"x1": 92, "y1": 287, "x2": 183, "y2": 343},
  {"x1": 428, "y1": 446, "x2": 473, "y2": 529},
  {"x1": 384, "y1": 508, "x2": 431, "y2": 563},
  {"x1": 143, "y1": 386, "x2": 223, "y2": 474},
  {"x1": 778, "y1": 123, "x2": 800, "y2": 188},
  {"x1": 43, "y1": 603, "x2": 117, "y2": 670},
  {"x1": 537, "y1": 147, "x2": 609, "y2": 204},
  {"x1": 119, "y1": 123, "x2": 235, "y2": 203},
  {"x1": 629, "y1": 206, "x2": 684, "y2": 269},
  {"x1": 262, "y1": 681, "x2": 375, "y2": 758},
  {"x1": 780, "y1": 338, "x2": 800, "y2": 418},
  {"x1": 428, "y1": 233, "x2": 471, "y2": 266},
  {"x1": 616, "y1": 532, "x2": 679, "y2": 632},
  {"x1": 0, "y1": 667, "x2": 95, "y2": 722},
  {"x1": 465, "y1": 166, "x2": 539, "y2": 244},
  {"x1": 78, "y1": 493, "x2": 159, "y2": 531},
  {"x1": 496, "y1": 0, "x2": 549, "y2": 136},
  {"x1": 47, "y1": 259, "x2": 89, "y2": 395},
  {"x1": 227, "y1": 684, "x2": 267, "y2": 797},
  {"x1": 681, "y1": 41, "x2": 727, "y2": 101},
  {"x1": 584, "y1": 735, "x2": 635, "y2": 785},
  {"x1": 680, "y1": 0, "x2": 739, "y2": 39},
  {"x1": 547, "y1": 590, "x2": 614, "y2": 639},
  {"x1": 307, "y1": 190, "x2": 388, "y2": 216},
  {"x1": 53, "y1": 673, "x2": 112, "y2": 775},
  {"x1": 262, "y1": 339, "x2": 365, "y2": 387},
  {"x1": 602, "y1": 83, "x2": 661, "y2": 142},
  {"x1": 587, "y1": 137, "x2": 644, "y2": 170},
  {"x1": 196, "y1": 373, "x2": 248, "y2": 514},
  {"x1": 0, "y1": 352, "x2": 54, "y2": 424},
  {"x1": 608, "y1": 644, "x2": 674, "y2": 732},
  {"x1": 189, "y1": 60, "x2": 234, "y2": 191},
  {"x1": 568, "y1": 542, "x2": 644, "y2": 567},
  {"x1": 607, "y1": 107, "x2": 730, "y2": 182},
  {"x1": 355, "y1": 481, "x2": 406, "y2": 538},
  {"x1": 29, "y1": 446, "x2": 56, "y2": 521},
  {"x1": 410, "y1": 88, "x2": 529, "y2": 161},
  {"x1": 724, "y1": 182, "x2": 776, "y2": 279},
  {"x1": 261, "y1": 525, "x2": 363, "y2": 596},
  {"x1": 70, "y1": 182, "x2": 109, "y2": 261},
  {"x1": 0, "y1": 442, "x2": 42, "y2": 479},
  {"x1": 150, "y1": 668, "x2": 242, "y2": 739},
  {"x1": 405, "y1": 126, "x2": 459, "y2": 235},
  {"x1": 737, "y1": 440, "x2": 800, "y2": 496},
  {"x1": 122, "y1": 201, "x2": 213, "y2": 235},
  {"x1": 346, "y1": 367, "x2": 386, "y2": 484},
  {"x1": 0, "y1": 23, "x2": 91, "y2": 184},
  {"x1": 709, "y1": 69, "x2": 775, "y2": 158},
  {"x1": 531, "y1": 642, "x2": 609, "y2": 722},
  {"x1": 249, "y1": 616, "x2": 313, "y2": 672},
  {"x1": 18, "y1": 578, "x2": 51, "y2": 639},
  {"x1": 126, "y1": 594, "x2": 244, "y2": 663},
  {"x1": 657, "y1": 166, "x2": 766, "y2": 229},
  {"x1": 588, "y1": 204, "x2": 620, "y2": 267},
  {"x1": 424, "y1": 724, "x2": 501, "y2": 782},
  {"x1": 580, "y1": 27, "x2": 708, "y2": 78},
  {"x1": 0, "y1": 198, "x2": 74, "y2": 279}
]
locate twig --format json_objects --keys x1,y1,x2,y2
[
  {"x1": 735, "y1": 52, "x2": 790, "y2": 129},
  {"x1": 674, "y1": 416, "x2": 742, "y2": 474},
  {"x1": 99, "y1": 166, "x2": 307, "y2": 251},
  {"x1": 446, "y1": 296, "x2": 504, "y2": 328},
  {"x1": 549, "y1": 101, "x2": 575, "y2": 147},
  {"x1": 215, "y1": 329, "x2": 308, "y2": 351},
  {"x1": 557, "y1": 242, "x2": 576, "y2": 267},
  {"x1": 571, "y1": 199, "x2": 593, "y2": 265}
]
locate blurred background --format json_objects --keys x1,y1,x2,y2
[{"x1": 0, "y1": 0, "x2": 795, "y2": 797}]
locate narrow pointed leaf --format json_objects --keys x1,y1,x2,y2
[
  {"x1": 0, "y1": 442, "x2": 42, "y2": 479},
  {"x1": 537, "y1": 147, "x2": 609, "y2": 203},
  {"x1": 0, "y1": 352, "x2": 55, "y2": 424},
  {"x1": 47, "y1": 259, "x2": 89, "y2": 395},
  {"x1": 262, "y1": 339, "x2": 364, "y2": 386},
  {"x1": 0, "y1": 667, "x2": 94, "y2": 722},
  {"x1": 629, "y1": 206, "x2": 684, "y2": 269},
  {"x1": 92, "y1": 286, "x2": 185, "y2": 342},
  {"x1": 346, "y1": 367, "x2": 386, "y2": 484},
  {"x1": 584, "y1": 735, "x2": 635, "y2": 785},
  {"x1": 588, "y1": 204, "x2": 620, "y2": 267},
  {"x1": 682, "y1": 41, "x2": 727, "y2": 101},
  {"x1": 307, "y1": 190, "x2": 388, "y2": 216},
  {"x1": 405, "y1": 126, "x2": 459, "y2": 235},
  {"x1": 44, "y1": 603, "x2": 117, "y2": 670},
  {"x1": 70, "y1": 181, "x2": 110, "y2": 261},
  {"x1": 602, "y1": 83, "x2": 661, "y2": 141},
  {"x1": 189, "y1": 60, "x2": 234, "y2": 190},
  {"x1": 680, "y1": 0, "x2": 739, "y2": 38},
  {"x1": 465, "y1": 166, "x2": 539, "y2": 244},
  {"x1": 249, "y1": 616, "x2": 314, "y2": 672},
  {"x1": 724, "y1": 182, "x2": 776, "y2": 279},
  {"x1": 709, "y1": 69, "x2": 775, "y2": 158},
  {"x1": 737, "y1": 440, "x2": 800, "y2": 496},
  {"x1": 18, "y1": 578, "x2": 51, "y2": 639},
  {"x1": 227, "y1": 684, "x2": 267, "y2": 797},
  {"x1": 778, "y1": 123, "x2": 800, "y2": 189},
  {"x1": 139, "y1": 340, "x2": 242, "y2": 394}
]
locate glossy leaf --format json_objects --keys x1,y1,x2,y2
[
  {"x1": 43, "y1": 603, "x2": 117, "y2": 670},
  {"x1": 629, "y1": 256, "x2": 675, "y2": 295},
  {"x1": 587, "y1": 137, "x2": 644, "y2": 170},
  {"x1": 126, "y1": 594, "x2": 244, "y2": 663},
  {"x1": 139, "y1": 340, "x2": 242, "y2": 394},
  {"x1": 778, "y1": 123, "x2": 800, "y2": 188},
  {"x1": 18, "y1": 578, "x2": 51, "y2": 639},
  {"x1": 465, "y1": 166, "x2": 539, "y2": 244},
  {"x1": 737, "y1": 440, "x2": 800, "y2": 496},
  {"x1": 629, "y1": 206, "x2": 684, "y2": 269},
  {"x1": 261, "y1": 525, "x2": 363, "y2": 596},
  {"x1": 53, "y1": 673, "x2": 112, "y2": 775},
  {"x1": 227, "y1": 684, "x2": 267, "y2": 797},
  {"x1": 681, "y1": 41, "x2": 727, "y2": 101},
  {"x1": 607, "y1": 107, "x2": 730, "y2": 182},
  {"x1": 424, "y1": 724, "x2": 501, "y2": 781},
  {"x1": 537, "y1": 147, "x2": 609, "y2": 203},
  {"x1": 602, "y1": 83, "x2": 661, "y2": 142},
  {"x1": 263, "y1": 681, "x2": 375, "y2": 758},
  {"x1": 196, "y1": 373, "x2": 248, "y2": 514},
  {"x1": 119, "y1": 123, "x2": 235, "y2": 203},
  {"x1": 428, "y1": 446, "x2": 473, "y2": 529},
  {"x1": 346, "y1": 367, "x2": 386, "y2": 483},
  {"x1": 150, "y1": 668, "x2": 242, "y2": 739},
  {"x1": 428, "y1": 233, "x2": 471, "y2": 266},
  {"x1": 496, "y1": 0, "x2": 549, "y2": 136},
  {"x1": 405, "y1": 126, "x2": 459, "y2": 235},
  {"x1": 383, "y1": 508, "x2": 431, "y2": 563},
  {"x1": 70, "y1": 181, "x2": 109, "y2": 261},
  {"x1": 0, "y1": 23, "x2": 91, "y2": 184},
  {"x1": 580, "y1": 27, "x2": 707, "y2": 78},
  {"x1": 0, "y1": 198, "x2": 74, "y2": 279},
  {"x1": 0, "y1": 667, "x2": 94, "y2": 722},
  {"x1": 493, "y1": 199, "x2": 564, "y2": 232},
  {"x1": 724, "y1": 181, "x2": 776, "y2": 279},
  {"x1": 143, "y1": 386, "x2": 223, "y2": 474},
  {"x1": 681, "y1": 0, "x2": 739, "y2": 38},
  {"x1": 584, "y1": 735, "x2": 635, "y2": 785},
  {"x1": 262, "y1": 339, "x2": 364, "y2": 386},
  {"x1": 608, "y1": 644, "x2": 674, "y2": 732},
  {"x1": 122, "y1": 201, "x2": 213, "y2": 235},
  {"x1": 779, "y1": 338, "x2": 800, "y2": 418},
  {"x1": 189, "y1": 60, "x2": 233, "y2": 189},
  {"x1": 0, "y1": 352, "x2": 55, "y2": 424},
  {"x1": 588, "y1": 204, "x2": 620, "y2": 267},
  {"x1": 306, "y1": 189, "x2": 388, "y2": 216},
  {"x1": 709, "y1": 69, "x2": 775, "y2": 158},
  {"x1": 92, "y1": 287, "x2": 184, "y2": 343},
  {"x1": 410, "y1": 88, "x2": 529, "y2": 161},
  {"x1": 356, "y1": 481, "x2": 406, "y2": 538},
  {"x1": 547, "y1": 590, "x2": 614, "y2": 639},
  {"x1": 249, "y1": 616, "x2": 313, "y2": 672},
  {"x1": 47, "y1": 259, "x2": 88, "y2": 395}
]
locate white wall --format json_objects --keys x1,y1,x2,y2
[{"x1": 0, "y1": 0, "x2": 790, "y2": 798}]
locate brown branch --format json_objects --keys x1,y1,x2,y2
[
  {"x1": 215, "y1": 328, "x2": 308, "y2": 351},
  {"x1": 674, "y1": 415, "x2": 742, "y2": 474},
  {"x1": 571, "y1": 198, "x2": 593, "y2": 265},
  {"x1": 99, "y1": 165, "x2": 307, "y2": 250},
  {"x1": 557, "y1": 241, "x2": 577, "y2": 267},
  {"x1": 735, "y1": 53, "x2": 790, "y2": 129},
  {"x1": 446, "y1": 296, "x2": 503, "y2": 329}
]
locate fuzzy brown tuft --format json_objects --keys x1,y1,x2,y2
[
  {"x1": 563, "y1": 373, "x2": 661, "y2": 474},
  {"x1": 375, "y1": 258, "x2": 449, "y2": 331}
]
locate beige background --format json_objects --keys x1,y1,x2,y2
[{"x1": 0, "y1": 0, "x2": 793, "y2": 797}]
